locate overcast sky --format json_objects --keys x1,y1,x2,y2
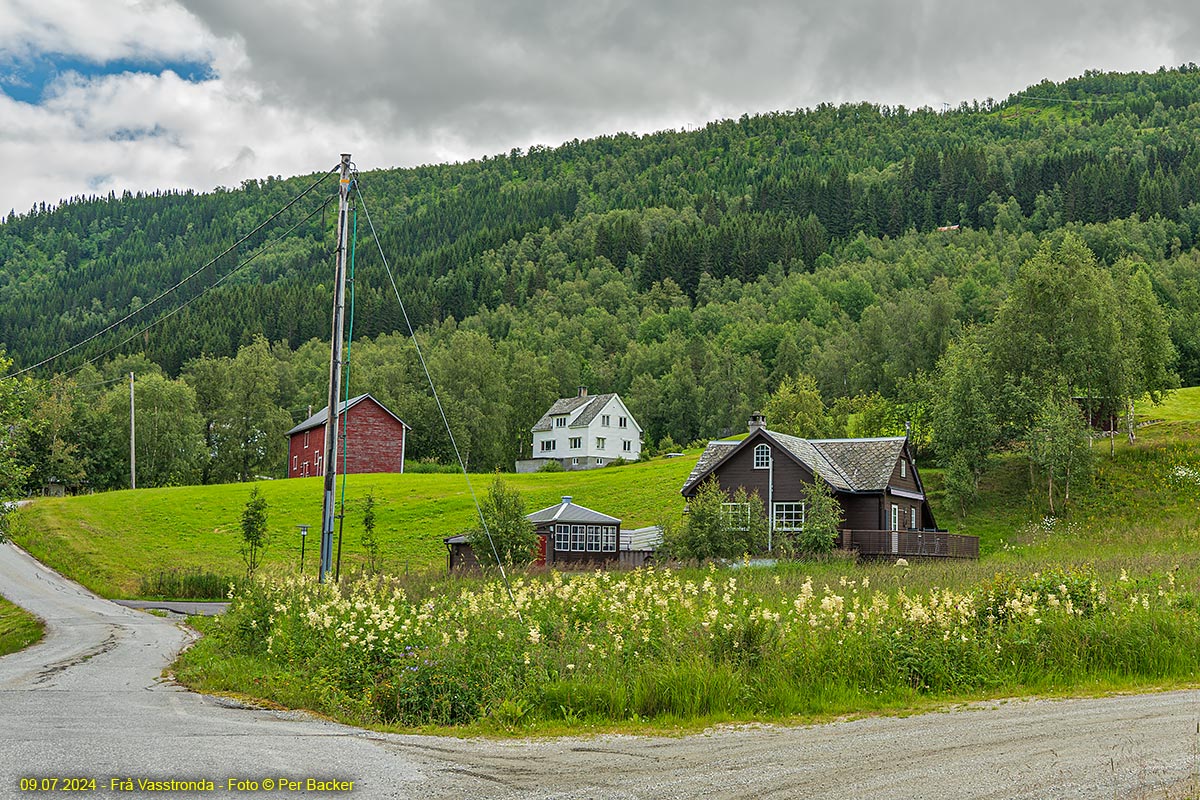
[{"x1": 0, "y1": 0, "x2": 1196, "y2": 215}]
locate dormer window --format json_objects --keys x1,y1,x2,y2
[
  {"x1": 555, "y1": 416, "x2": 566, "y2": 427},
  {"x1": 754, "y1": 443, "x2": 771, "y2": 469}
]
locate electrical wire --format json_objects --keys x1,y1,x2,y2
[
  {"x1": 354, "y1": 179, "x2": 523, "y2": 623},
  {"x1": 57, "y1": 196, "x2": 334, "y2": 379},
  {"x1": 6, "y1": 165, "x2": 342, "y2": 380}
]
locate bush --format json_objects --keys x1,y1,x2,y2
[{"x1": 536, "y1": 460, "x2": 564, "y2": 473}]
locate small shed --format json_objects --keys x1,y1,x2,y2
[
  {"x1": 444, "y1": 496, "x2": 632, "y2": 571},
  {"x1": 620, "y1": 525, "x2": 664, "y2": 568}
]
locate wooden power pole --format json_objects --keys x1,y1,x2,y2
[
  {"x1": 319, "y1": 154, "x2": 353, "y2": 583},
  {"x1": 129, "y1": 372, "x2": 136, "y2": 490}
]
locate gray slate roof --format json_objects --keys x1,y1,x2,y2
[
  {"x1": 683, "y1": 431, "x2": 907, "y2": 495},
  {"x1": 531, "y1": 393, "x2": 617, "y2": 432},
  {"x1": 286, "y1": 393, "x2": 409, "y2": 436},
  {"x1": 526, "y1": 496, "x2": 621, "y2": 525}
]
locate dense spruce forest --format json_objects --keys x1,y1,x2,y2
[{"x1": 2, "y1": 67, "x2": 1198, "y2": 509}]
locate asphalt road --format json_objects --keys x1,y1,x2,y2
[{"x1": 1, "y1": 538, "x2": 1198, "y2": 800}]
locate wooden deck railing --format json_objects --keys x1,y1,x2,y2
[{"x1": 841, "y1": 529, "x2": 979, "y2": 559}]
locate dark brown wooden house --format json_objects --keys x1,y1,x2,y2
[
  {"x1": 285, "y1": 394, "x2": 410, "y2": 478},
  {"x1": 681, "y1": 414, "x2": 977, "y2": 559}
]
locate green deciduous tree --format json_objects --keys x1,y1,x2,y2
[
  {"x1": 668, "y1": 480, "x2": 766, "y2": 560},
  {"x1": 239, "y1": 487, "x2": 269, "y2": 575},
  {"x1": 467, "y1": 475, "x2": 537, "y2": 568}
]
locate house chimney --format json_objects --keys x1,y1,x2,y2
[
  {"x1": 748, "y1": 412, "x2": 766, "y2": 432},
  {"x1": 561, "y1": 496, "x2": 573, "y2": 505},
  {"x1": 578, "y1": 386, "x2": 587, "y2": 398}
]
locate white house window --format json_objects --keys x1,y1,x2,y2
[
  {"x1": 315, "y1": 452, "x2": 323, "y2": 475},
  {"x1": 596, "y1": 437, "x2": 606, "y2": 449},
  {"x1": 602, "y1": 526, "x2": 617, "y2": 552},
  {"x1": 623, "y1": 440, "x2": 632, "y2": 452},
  {"x1": 595, "y1": 458, "x2": 603, "y2": 465},
  {"x1": 555, "y1": 416, "x2": 567, "y2": 427},
  {"x1": 571, "y1": 525, "x2": 585, "y2": 551},
  {"x1": 618, "y1": 416, "x2": 627, "y2": 428},
  {"x1": 900, "y1": 459, "x2": 907, "y2": 478},
  {"x1": 569, "y1": 437, "x2": 582, "y2": 449},
  {"x1": 601, "y1": 414, "x2": 610, "y2": 426},
  {"x1": 721, "y1": 502, "x2": 752, "y2": 531},
  {"x1": 891, "y1": 504, "x2": 899, "y2": 531},
  {"x1": 910, "y1": 507, "x2": 917, "y2": 529},
  {"x1": 571, "y1": 457, "x2": 579, "y2": 465},
  {"x1": 292, "y1": 455, "x2": 298, "y2": 471},
  {"x1": 303, "y1": 430, "x2": 310, "y2": 448},
  {"x1": 754, "y1": 443, "x2": 771, "y2": 469},
  {"x1": 555, "y1": 524, "x2": 570, "y2": 552},
  {"x1": 540, "y1": 440, "x2": 557, "y2": 452},
  {"x1": 774, "y1": 502, "x2": 806, "y2": 531},
  {"x1": 587, "y1": 526, "x2": 601, "y2": 552}
]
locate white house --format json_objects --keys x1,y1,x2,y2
[{"x1": 516, "y1": 388, "x2": 644, "y2": 472}]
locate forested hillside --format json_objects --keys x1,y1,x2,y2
[{"x1": 2, "y1": 67, "x2": 1199, "y2": 499}]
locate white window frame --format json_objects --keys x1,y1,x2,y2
[
  {"x1": 596, "y1": 437, "x2": 606, "y2": 449},
  {"x1": 586, "y1": 525, "x2": 601, "y2": 552},
  {"x1": 594, "y1": 458, "x2": 603, "y2": 465},
  {"x1": 891, "y1": 504, "x2": 899, "y2": 531},
  {"x1": 602, "y1": 526, "x2": 617, "y2": 552},
  {"x1": 721, "y1": 502, "x2": 752, "y2": 531},
  {"x1": 555, "y1": 416, "x2": 567, "y2": 427},
  {"x1": 900, "y1": 459, "x2": 907, "y2": 479},
  {"x1": 292, "y1": 455, "x2": 298, "y2": 472},
  {"x1": 569, "y1": 437, "x2": 582, "y2": 449},
  {"x1": 571, "y1": 525, "x2": 585, "y2": 551},
  {"x1": 601, "y1": 414, "x2": 610, "y2": 426},
  {"x1": 571, "y1": 457, "x2": 579, "y2": 465},
  {"x1": 555, "y1": 523, "x2": 569, "y2": 552},
  {"x1": 622, "y1": 440, "x2": 632, "y2": 452},
  {"x1": 618, "y1": 416, "x2": 627, "y2": 428},
  {"x1": 303, "y1": 430, "x2": 310, "y2": 448},
  {"x1": 773, "y1": 502, "x2": 806, "y2": 531},
  {"x1": 754, "y1": 443, "x2": 771, "y2": 469},
  {"x1": 540, "y1": 439, "x2": 556, "y2": 452},
  {"x1": 910, "y1": 507, "x2": 917, "y2": 530}
]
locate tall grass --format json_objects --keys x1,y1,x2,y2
[{"x1": 175, "y1": 562, "x2": 1200, "y2": 732}]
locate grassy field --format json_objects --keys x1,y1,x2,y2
[
  {"x1": 0, "y1": 596, "x2": 43, "y2": 657},
  {"x1": 14, "y1": 454, "x2": 699, "y2": 597},
  {"x1": 1143, "y1": 386, "x2": 1200, "y2": 422},
  {"x1": 12, "y1": 400, "x2": 1200, "y2": 599}
]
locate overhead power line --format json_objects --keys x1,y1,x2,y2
[{"x1": 6, "y1": 166, "x2": 342, "y2": 380}]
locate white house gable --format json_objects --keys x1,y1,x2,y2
[{"x1": 524, "y1": 389, "x2": 643, "y2": 471}]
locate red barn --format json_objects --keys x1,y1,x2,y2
[{"x1": 286, "y1": 393, "x2": 410, "y2": 478}]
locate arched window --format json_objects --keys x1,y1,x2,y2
[{"x1": 754, "y1": 443, "x2": 771, "y2": 469}]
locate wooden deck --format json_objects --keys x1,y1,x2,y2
[{"x1": 841, "y1": 529, "x2": 979, "y2": 559}]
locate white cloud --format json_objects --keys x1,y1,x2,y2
[{"x1": 1, "y1": 0, "x2": 1198, "y2": 214}]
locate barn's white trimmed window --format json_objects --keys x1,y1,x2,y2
[
  {"x1": 571, "y1": 525, "x2": 585, "y2": 551},
  {"x1": 303, "y1": 430, "x2": 310, "y2": 448},
  {"x1": 773, "y1": 502, "x2": 806, "y2": 531},
  {"x1": 754, "y1": 443, "x2": 771, "y2": 469},
  {"x1": 292, "y1": 455, "x2": 298, "y2": 471},
  {"x1": 555, "y1": 524, "x2": 570, "y2": 552},
  {"x1": 721, "y1": 502, "x2": 752, "y2": 531},
  {"x1": 569, "y1": 437, "x2": 582, "y2": 449},
  {"x1": 587, "y1": 526, "x2": 601, "y2": 552}
]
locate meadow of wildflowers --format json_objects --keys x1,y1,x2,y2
[{"x1": 185, "y1": 563, "x2": 1200, "y2": 730}]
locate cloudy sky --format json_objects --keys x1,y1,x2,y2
[{"x1": 0, "y1": 0, "x2": 1196, "y2": 215}]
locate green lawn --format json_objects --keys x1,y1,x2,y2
[
  {"x1": 0, "y1": 596, "x2": 43, "y2": 657},
  {"x1": 14, "y1": 454, "x2": 700, "y2": 597},
  {"x1": 15, "y1": 417, "x2": 1200, "y2": 600},
  {"x1": 1143, "y1": 386, "x2": 1200, "y2": 422}
]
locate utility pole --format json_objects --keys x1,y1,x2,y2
[
  {"x1": 319, "y1": 154, "x2": 353, "y2": 583},
  {"x1": 129, "y1": 372, "x2": 136, "y2": 490}
]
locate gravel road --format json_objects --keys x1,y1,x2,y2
[{"x1": 1, "y1": 538, "x2": 1197, "y2": 799}]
